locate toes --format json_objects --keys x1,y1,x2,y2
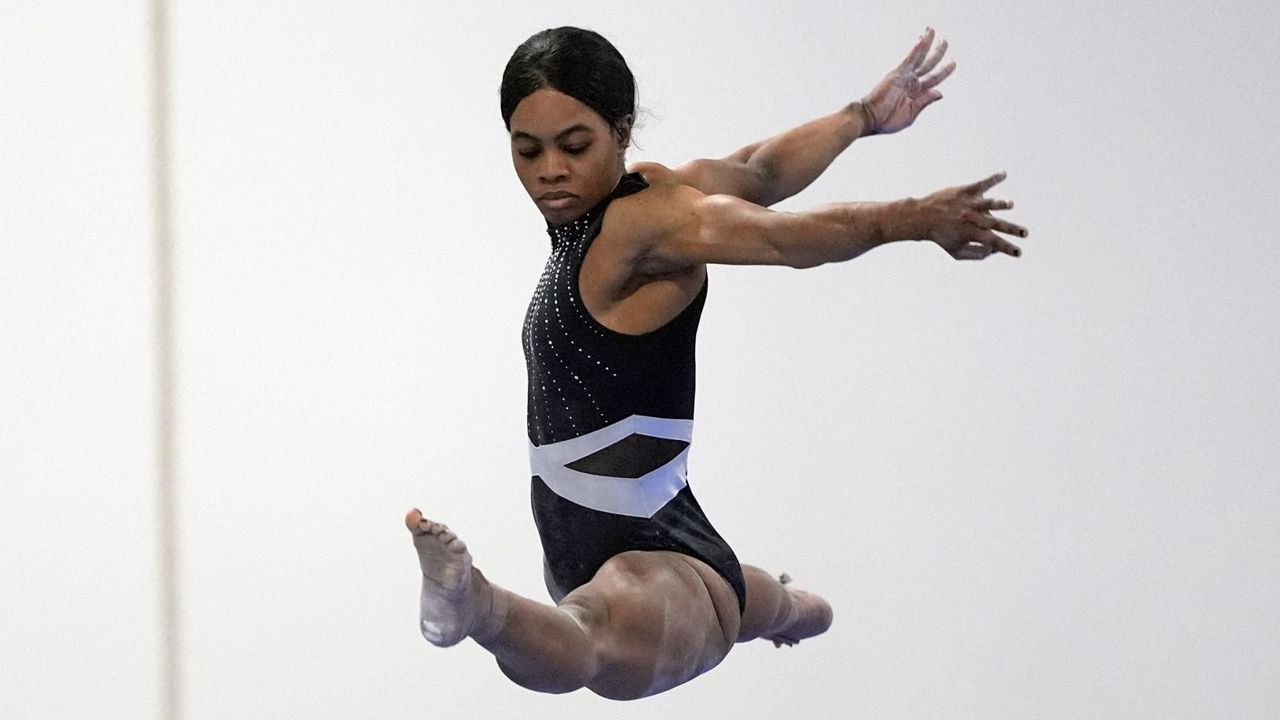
[
  {"x1": 405, "y1": 512, "x2": 448, "y2": 538},
  {"x1": 406, "y1": 515, "x2": 472, "y2": 555},
  {"x1": 404, "y1": 508, "x2": 423, "y2": 531}
]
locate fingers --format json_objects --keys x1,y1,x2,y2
[
  {"x1": 969, "y1": 184, "x2": 1028, "y2": 249},
  {"x1": 973, "y1": 212, "x2": 1029, "y2": 239},
  {"x1": 917, "y1": 38, "x2": 949, "y2": 76},
  {"x1": 950, "y1": 232, "x2": 1022, "y2": 260},
  {"x1": 966, "y1": 171, "x2": 1007, "y2": 194},
  {"x1": 951, "y1": 242, "x2": 990, "y2": 261},
  {"x1": 920, "y1": 59, "x2": 956, "y2": 90},
  {"x1": 917, "y1": 88, "x2": 944, "y2": 112},
  {"x1": 948, "y1": 216, "x2": 1025, "y2": 259},
  {"x1": 975, "y1": 226, "x2": 1023, "y2": 257},
  {"x1": 991, "y1": 235, "x2": 1023, "y2": 257},
  {"x1": 932, "y1": 171, "x2": 1027, "y2": 260},
  {"x1": 899, "y1": 27, "x2": 935, "y2": 71},
  {"x1": 989, "y1": 216, "x2": 1029, "y2": 239}
]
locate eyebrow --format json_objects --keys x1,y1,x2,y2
[{"x1": 510, "y1": 124, "x2": 595, "y2": 143}]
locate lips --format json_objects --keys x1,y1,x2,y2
[{"x1": 538, "y1": 190, "x2": 578, "y2": 210}]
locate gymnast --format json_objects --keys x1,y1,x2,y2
[{"x1": 406, "y1": 25, "x2": 1027, "y2": 700}]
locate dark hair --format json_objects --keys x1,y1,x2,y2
[{"x1": 500, "y1": 27, "x2": 636, "y2": 133}]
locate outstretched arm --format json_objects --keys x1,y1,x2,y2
[
  {"x1": 670, "y1": 28, "x2": 955, "y2": 207},
  {"x1": 634, "y1": 171, "x2": 1027, "y2": 274}
]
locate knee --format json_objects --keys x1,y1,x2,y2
[
  {"x1": 557, "y1": 583, "x2": 612, "y2": 635},
  {"x1": 586, "y1": 552, "x2": 677, "y2": 617},
  {"x1": 594, "y1": 551, "x2": 659, "y2": 584},
  {"x1": 495, "y1": 656, "x2": 592, "y2": 695},
  {"x1": 738, "y1": 566, "x2": 789, "y2": 640}
]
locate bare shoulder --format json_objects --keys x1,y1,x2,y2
[
  {"x1": 596, "y1": 164, "x2": 707, "y2": 274},
  {"x1": 628, "y1": 161, "x2": 682, "y2": 188},
  {"x1": 617, "y1": 162, "x2": 703, "y2": 236}
]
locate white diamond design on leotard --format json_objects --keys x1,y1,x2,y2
[{"x1": 529, "y1": 414, "x2": 693, "y2": 518}]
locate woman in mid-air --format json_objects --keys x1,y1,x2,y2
[{"x1": 406, "y1": 26, "x2": 1027, "y2": 700}]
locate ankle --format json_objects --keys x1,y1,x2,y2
[{"x1": 468, "y1": 569, "x2": 510, "y2": 645}]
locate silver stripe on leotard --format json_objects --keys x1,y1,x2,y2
[{"x1": 529, "y1": 414, "x2": 693, "y2": 519}]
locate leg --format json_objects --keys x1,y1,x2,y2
[
  {"x1": 736, "y1": 564, "x2": 834, "y2": 646},
  {"x1": 405, "y1": 509, "x2": 739, "y2": 700}
]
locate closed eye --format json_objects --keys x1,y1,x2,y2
[{"x1": 563, "y1": 144, "x2": 589, "y2": 155}]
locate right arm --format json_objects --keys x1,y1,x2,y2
[{"x1": 632, "y1": 171, "x2": 1027, "y2": 274}]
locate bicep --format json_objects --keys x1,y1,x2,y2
[
  {"x1": 670, "y1": 152, "x2": 772, "y2": 205},
  {"x1": 642, "y1": 190, "x2": 832, "y2": 271}
]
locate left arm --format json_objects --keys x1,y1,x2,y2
[
  {"x1": 670, "y1": 28, "x2": 956, "y2": 207},
  {"x1": 673, "y1": 106, "x2": 869, "y2": 208}
]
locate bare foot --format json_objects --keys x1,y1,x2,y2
[
  {"x1": 766, "y1": 573, "x2": 834, "y2": 648},
  {"x1": 405, "y1": 508, "x2": 493, "y2": 647}
]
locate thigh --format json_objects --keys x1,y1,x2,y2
[{"x1": 561, "y1": 550, "x2": 739, "y2": 700}]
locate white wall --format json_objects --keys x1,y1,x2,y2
[
  {"x1": 2, "y1": 2, "x2": 159, "y2": 718},
  {"x1": 3, "y1": 1, "x2": 1277, "y2": 718}
]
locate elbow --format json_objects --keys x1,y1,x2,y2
[
  {"x1": 769, "y1": 238, "x2": 829, "y2": 270},
  {"x1": 792, "y1": 258, "x2": 828, "y2": 270},
  {"x1": 772, "y1": 214, "x2": 857, "y2": 269},
  {"x1": 791, "y1": 257, "x2": 831, "y2": 270},
  {"x1": 752, "y1": 163, "x2": 780, "y2": 204},
  {"x1": 745, "y1": 158, "x2": 785, "y2": 207}
]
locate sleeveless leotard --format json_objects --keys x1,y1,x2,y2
[{"x1": 523, "y1": 172, "x2": 746, "y2": 612}]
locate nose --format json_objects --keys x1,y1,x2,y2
[{"x1": 537, "y1": 150, "x2": 569, "y2": 184}]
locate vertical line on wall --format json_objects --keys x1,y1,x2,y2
[{"x1": 149, "y1": 0, "x2": 183, "y2": 717}]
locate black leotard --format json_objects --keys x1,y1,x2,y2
[{"x1": 523, "y1": 172, "x2": 746, "y2": 612}]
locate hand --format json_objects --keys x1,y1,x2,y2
[
  {"x1": 916, "y1": 172, "x2": 1028, "y2": 260},
  {"x1": 860, "y1": 28, "x2": 955, "y2": 136}
]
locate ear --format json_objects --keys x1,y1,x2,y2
[{"x1": 614, "y1": 115, "x2": 633, "y2": 149}]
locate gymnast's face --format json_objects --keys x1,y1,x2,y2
[{"x1": 509, "y1": 88, "x2": 630, "y2": 225}]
